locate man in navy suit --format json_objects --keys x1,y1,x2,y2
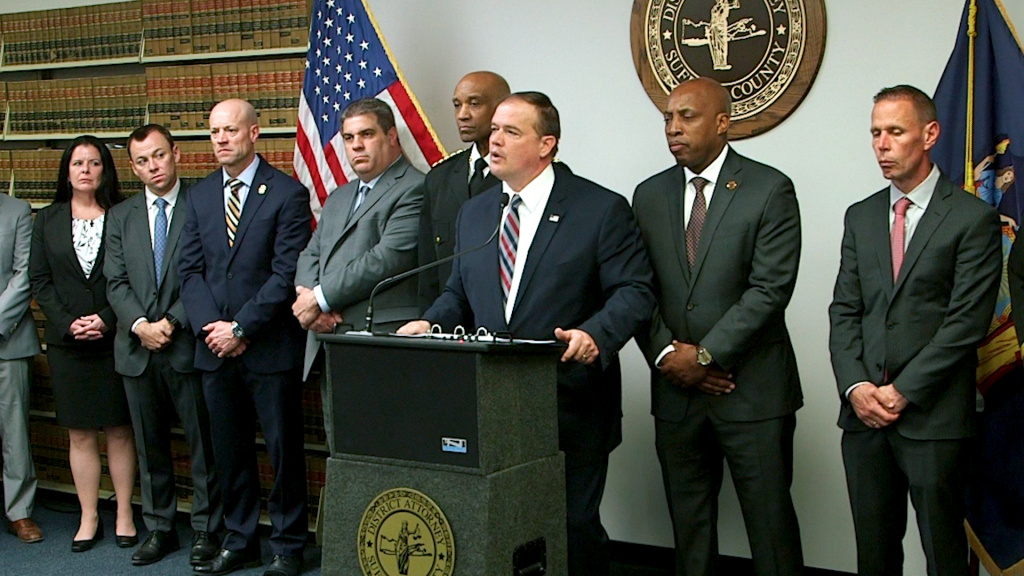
[
  {"x1": 399, "y1": 92, "x2": 655, "y2": 576},
  {"x1": 179, "y1": 99, "x2": 311, "y2": 576}
]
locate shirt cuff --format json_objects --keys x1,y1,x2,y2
[
  {"x1": 654, "y1": 344, "x2": 676, "y2": 367},
  {"x1": 845, "y1": 382, "x2": 867, "y2": 399},
  {"x1": 131, "y1": 317, "x2": 147, "y2": 334},
  {"x1": 313, "y1": 285, "x2": 330, "y2": 313}
]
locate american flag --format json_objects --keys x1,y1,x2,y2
[{"x1": 293, "y1": 0, "x2": 445, "y2": 222}]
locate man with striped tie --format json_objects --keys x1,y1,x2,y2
[
  {"x1": 179, "y1": 99, "x2": 312, "y2": 576},
  {"x1": 399, "y1": 92, "x2": 654, "y2": 576}
]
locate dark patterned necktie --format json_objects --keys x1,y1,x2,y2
[
  {"x1": 469, "y1": 157, "x2": 489, "y2": 197},
  {"x1": 686, "y1": 177, "x2": 709, "y2": 269},
  {"x1": 225, "y1": 178, "x2": 243, "y2": 248}
]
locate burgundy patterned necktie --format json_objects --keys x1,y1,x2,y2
[
  {"x1": 499, "y1": 194, "x2": 522, "y2": 308},
  {"x1": 686, "y1": 177, "x2": 709, "y2": 269},
  {"x1": 891, "y1": 197, "x2": 912, "y2": 281}
]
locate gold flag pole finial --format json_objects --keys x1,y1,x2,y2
[{"x1": 965, "y1": 0, "x2": 978, "y2": 194}]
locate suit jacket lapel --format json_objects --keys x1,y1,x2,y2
[
  {"x1": 511, "y1": 173, "x2": 568, "y2": 318},
  {"x1": 892, "y1": 181, "x2": 952, "y2": 298},
  {"x1": 54, "y1": 203, "x2": 89, "y2": 284},
  {"x1": 339, "y1": 157, "x2": 409, "y2": 239},
  {"x1": 227, "y1": 158, "x2": 271, "y2": 266},
  {"x1": 690, "y1": 150, "x2": 741, "y2": 283},
  {"x1": 663, "y1": 166, "x2": 691, "y2": 284},
  {"x1": 130, "y1": 194, "x2": 157, "y2": 288},
  {"x1": 448, "y1": 151, "x2": 469, "y2": 202},
  {"x1": 161, "y1": 185, "x2": 188, "y2": 286},
  {"x1": 870, "y1": 191, "x2": 895, "y2": 298},
  {"x1": 484, "y1": 195, "x2": 510, "y2": 332}
]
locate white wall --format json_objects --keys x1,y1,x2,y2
[{"x1": 6, "y1": 0, "x2": 1020, "y2": 573}]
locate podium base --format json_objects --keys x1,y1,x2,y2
[{"x1": 321, "y1": 453, "x2": 568, "y2": 576}]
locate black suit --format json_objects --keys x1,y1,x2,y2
[
  {"x1": 633, "y1": 149, "x2": 804, "y2": 575},
  {"x1": 178, "y1": 157, "x2": 312, "y2": 557},
  {"x1": 30, "y1": 201, "x2": 129, "y2": 429},
  {"x1": 423, "y1": 166, "x2": 655, "y2": 576},
  {"x1": 105, "y1": 184, "x2": 222, "y2": 535},
  {"x1": 829, "y1": 173, "x2": 1001, "y2": 576},
  {"x1": 416, "y1": 148, "x2": 499, "y2": 311}
]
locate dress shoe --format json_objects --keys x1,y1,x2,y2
[
  {"x1": 131, "y1": 530, "x2": 180, "y2": 566},
  {"x1": 190, "y1": 531, "x2": 220, "y2": 565},
  {"x1": 264, "y1": 555, "x2": 302, "y2": 576},
  {"x1": 193, "y1": 548, "x2": 262, "y2": 575},
  {"x1": 71, "y1": 519, "x2": 104, "y2": 553},
  {"x1": 117, "y1": 532, "x2": 140, "y2": 548},
  {"x1": 7, "y1": 518, "x2": 44, "y2": 543}
]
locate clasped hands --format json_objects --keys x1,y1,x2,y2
[
  {"x1": 135, "y1": 318, "x2": 175, "y2": 351},
  {"x1": 659, "y1": 340, "x2": 735, "y2": 396},
  {"x1": 848, "y1": 382, "x2": 908, "y2": 429},
  {"x1": 68, "y1": 314, "x2": 107, "y2": 341},
  {"x1": 201, "y1": 320, "x2": 246, "y2": 358},
  {"x1": 293, "y1": 286, "x2": 343, "y2": 333}
]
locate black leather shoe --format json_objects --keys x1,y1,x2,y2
[
  {"x1": 71, "y1": 519, "x2": 104, "y2": 553},
  {"x1": 190, "y1": 532, "x2": 220, "y2": 566},
  {"x1": 193, "y1": 548, "x2": 262, "y2": 575},
  {"x1": 116, "y1": 533, "x2": 140, "y2": 548},
  {"x1": 264, "y1": 555, "x2": 302, "y2": 576},
  {"x1": 131, "y1": 530, "x2": 180, "y2": 566}
]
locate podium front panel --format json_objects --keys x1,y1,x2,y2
[{"x1": 328, "y1": 345, "x2": 481, "y2": 468}]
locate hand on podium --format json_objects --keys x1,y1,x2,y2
[
  {"x1": 554, "y1": 327, "x2": 598, "y2": 365},
  {"x1": 397, "y1": 320, "x2": 430, "y2": 335}
]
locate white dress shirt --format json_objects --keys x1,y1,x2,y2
[
  {"x1": 503, "y1": 164, "x2": 556, "y2": 323},
  {"x1": 844, "y1": 163, "x2": 940, "y2": 398},
  {"x1": 654, "y1": 145, "x2": 731, "y2": 367},
  {"x1": 131, "y1": 179, "x2": 182, "y2": 334},
  {"x1": 468, "y1": 145, "x2": 492, "y2": 183}
]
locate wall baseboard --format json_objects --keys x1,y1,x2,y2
[{"x1": 610, "y1": 540, "x2": 855, "y2": 576}]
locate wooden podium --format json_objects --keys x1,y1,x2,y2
[{"x1": 318, "y1": 333, "x2": 568, "y2": 576}]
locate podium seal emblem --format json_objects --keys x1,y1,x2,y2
[
  {"x1": 630, "y1": 0, "x2": 826, "y2": 138},
  {"x1": 358, "y1": 488, "x2": 455, "y2": 576}
]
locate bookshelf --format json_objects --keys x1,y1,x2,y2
[{"x1": 6, "y1": 0, "x2": 326, "y2": 530}]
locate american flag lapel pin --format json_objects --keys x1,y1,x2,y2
[
  {"x1": 549, "y1": 214, "x2": 560, "y2": 223},
  {"x1": 257, "y1": 184, "x2": 267, "y2": 195}
]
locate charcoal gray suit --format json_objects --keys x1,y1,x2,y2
[
  {"x1": 829, "y1": 173, "x2": 1001, "y2": 576},
  {"x1": 105, "y1": 184, "x2": 222, "y2": 535},
  {"x1": 0, "y1": 194, "x2": 41, "y2": 523},
  {"x1": 633, "y1": 148, "x2": 804, "y2": 576}
]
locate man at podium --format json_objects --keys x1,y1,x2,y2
[{"x1": 398, "y1": 92, "x2": 655, "y2": 576}]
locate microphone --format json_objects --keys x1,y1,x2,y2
[{"x1": 361, "y1": 191, "x2": 511, "y2": 333}]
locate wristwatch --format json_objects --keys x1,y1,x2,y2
[
  {"x1": 231, "y1": 321, "x2": 245, "y2": 339},
  {"x1": 695, "y1": 345, "x2": 714, "y2": 367}
]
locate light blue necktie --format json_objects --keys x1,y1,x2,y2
[
  {"x1": 352, "y1": 184, "x2": 369, "y2": 215},
  {"x1": 153, "y1": 197, "x2": 168, "y2": 288}
]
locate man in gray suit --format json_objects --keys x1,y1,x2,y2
[
  {"x1": 829, "y1": 86, "x2": 1001, "y2": 576},
  {"x1": 633, "y1": 78, "x2": 804, "y2": 575},
  {"x1": 293, "y1": 98, "x2": 425, "y2": 441},
  {"x1": 0, "y1": 193, "x2": 43, "y2": 544},
  {"x1": 105, "y1": 124, "x2": 221, "y2": 567}
]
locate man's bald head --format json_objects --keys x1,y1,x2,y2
[
  {"x1": 209, "y1": 98, "x2": 261, "y2": 176},
  {"x1": 663, "y1": 77, "x2": 731, "y2": 173},
  {"x1": 453, "y1": 71, "x2": 511, "y2": 152}
]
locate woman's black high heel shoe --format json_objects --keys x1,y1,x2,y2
[{"x1": 71, "y1": 519, "x2": 104, "y2": 553}]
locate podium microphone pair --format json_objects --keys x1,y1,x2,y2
[{"x1": 361, "y1": 191, "x2": 511, "y2": 333}]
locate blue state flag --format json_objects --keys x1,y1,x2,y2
[{"x1": 932, "y1": 0, "x2": 1024, "y2": 573}]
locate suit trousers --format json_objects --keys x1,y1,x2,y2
[
  {"x1": 566, "y1": 456, "x2": 611, "y2": 576},
  {"x1": 842, "y1": 429, "x2": 970, "y2": 576},
  {"x1": 203, "y1": 360, "x2": 308, "y2": 557},
  {"x1": 124, "y1": 352, "x2": 222, "y2": 533},
  {"x1": 655, "y1": 410, "x2": 803, "y2": 576},
  {"x1": 0, "y1": 358, "x2": 35, "y2": 521}
]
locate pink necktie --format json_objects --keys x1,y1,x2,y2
[{"x1": 891, "y1": 197, "x2": 912, "y2": 281}]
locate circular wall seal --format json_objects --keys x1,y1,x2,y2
[
  {"x1": 630, "y1": 0, "x2": 827, "y2": 139},
  {"x1": 357, "y1": 488, "x2": 455, "y2": 576}
]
